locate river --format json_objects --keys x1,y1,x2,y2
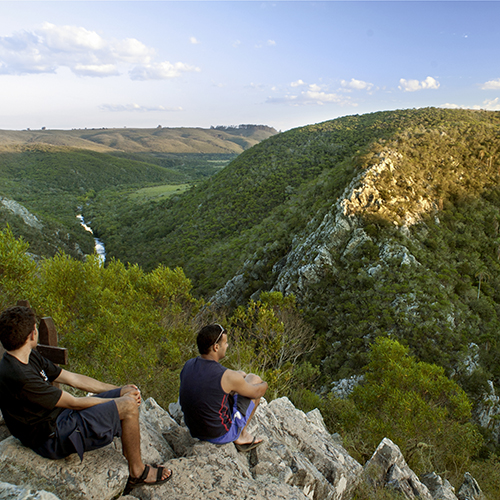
[{"x1": 76, "y1": 214, "x2": 106, "y2": 263}]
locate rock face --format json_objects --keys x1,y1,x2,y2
[
  {"x1": 0, "y1": 397, "x2": 483, "y2": 500},
  {"x1": 421, "y1": 472, "x2": 459, "y2": 500},
  {"x1": 212, "y1": 151, "x2": 426, "y2": 306}
]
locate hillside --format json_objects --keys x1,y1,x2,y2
[
  {"x1": 85, "y1": 108, "x2": 500, "y2": 414},
  {"x1": 0, "y1": 124, "x2": 277, "y2": 154},
  {"x1": 0, "y1": 144, "x2": 188, "y2": 258}
]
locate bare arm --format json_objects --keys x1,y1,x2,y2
[
  {"x1": 221, "y1": 370, "x2": 268, "y2": 399},
  {"x1": 54, "y1": 369, "x2": 119, "y2": 394},
  {"x1": 55, "y1": 387, "x2": 141, "y2": 411}
]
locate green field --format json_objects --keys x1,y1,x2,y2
[{"x1": 129, "y1": 183, "x2": 191, "y2": 202}]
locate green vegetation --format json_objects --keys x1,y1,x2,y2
[
  {"x1": 0, "y1": 145, "x2": 238, "y2": 260},
  {"x1": 5, "y1": 109, "x2": 500, "y2": 497},
  {"x1": 322, "y1": 339, "x2": 482, "y2": 479},
  {"x1": 1, "y1": 226, "x2": 498, "y2": 496},
  {"x1": 129, "y1": 183, "x2": 191, "y2": 202}
]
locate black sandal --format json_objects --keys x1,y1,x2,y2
[{"x1": 123, "y1": 464, "x2": 172, "y2": 495}]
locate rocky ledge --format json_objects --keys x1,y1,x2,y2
[{"x1": 0, "y1": 397, "x2": 484, "y2": 500}]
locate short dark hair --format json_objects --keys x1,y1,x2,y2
[
  {"x1": 0, "y1": 306, "x2": 36, "y2": 351},
  {"x1": 197, "y1": 324, "x2": 225, "y2": 355}
]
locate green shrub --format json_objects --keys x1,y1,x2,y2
[{"x1": 320, "y1": 338, "x2": 483, "y2": 484}]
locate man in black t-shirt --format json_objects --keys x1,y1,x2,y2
[{"x1": 0, "y1": 306, "x2": 172, "y2": 496}]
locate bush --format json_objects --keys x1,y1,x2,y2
[{"x1": 320, "y1": 338, "x2": 483, "y2": 484}]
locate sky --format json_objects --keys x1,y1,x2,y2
[{"x1": 1, "y1": 0, "x2": 500, "y2": 132}]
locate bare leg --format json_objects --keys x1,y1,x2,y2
[
  {"x1": 115, "y1": 395, "x2": 171, "y2": 482},
  {"x1": 234, "y1": 373, "x2": 263, "y2": 445}
]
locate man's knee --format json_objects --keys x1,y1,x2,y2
[{"x1": 115, "y1": 396, "x2": 139, "y2": 420}]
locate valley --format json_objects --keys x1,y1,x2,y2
[{"x1": 2, "y1": 109, "x2": 500, "y2": 496}]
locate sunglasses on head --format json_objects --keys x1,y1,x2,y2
[{"x1": 212, "y1": 324, "x2": 225, "y2": 346}]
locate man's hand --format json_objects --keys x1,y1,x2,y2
[{"x1": 121, "y1": 385, "x2": 141, "y2": 406}]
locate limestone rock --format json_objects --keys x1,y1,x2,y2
[
  {"x1": 249, "y1": 397, "x2": 362, "y2": 499},
  {"x1": 457, "y1": 472, "x2": 485, "y2": 500},
  {"x1": 421, "y1": 472, "x2": 458, "y2": 500},
  {"x1": 0, "y1": 436, "x2": 128, "y2": 499},
  {"x1": 0, "y1": 482, "x2": 60, "y2": 500},
  {"x1": 0, "y1": 197, "x2": 43, "y2": 230},
  {"x1": 134, "y1": 440, "x2": 310, "y2": 500},
  {"x1": 135, "y1": 396, "x2": 362, "y2": 500},
  {"x1": 363, "y1": 437, "x2": 433, "y2": 500}
]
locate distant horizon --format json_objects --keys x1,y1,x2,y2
[
  {"x1": 1, "y1": 104, "x2": 495, "y2": 134},
  {"x1": 2, "y1": 2, "x2": 500, "y2": 131}
]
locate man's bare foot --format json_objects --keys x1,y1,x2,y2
[
  {"x1": 143, "y1": 465, "x2": 172, "y2": 483},
  {"x1": 234, "y1": 436, "x2": 263, "y2": 452},
  {"x1": 234, "y1": 427, "x2": 262, "y2": 446}
]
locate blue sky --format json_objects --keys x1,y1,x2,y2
[{"x1": 1, "y1": 1, "x2": 500, "y2": 131}]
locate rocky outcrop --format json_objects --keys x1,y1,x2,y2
[
  {"x1": 0, "y1": 482, "x2": 60, "y2": 500},
  {"x1": 0, "y1": 398, "x2": 483, "y2": 500},
  {"x1": 457, "y1": 472, "x2": 485, "y2": 500},
  {"x1": 421, "y1": 472, "x2": 459, "y2": 500},
  {"x1": 363, "y1": 438, "x2": 434, "y2": 500},
  {"x1": 0, "y1": 197, "x2": 43, "y2": 230},
  {"x1": 212, "y1": 151, "x2": 426, "y2": 305}
]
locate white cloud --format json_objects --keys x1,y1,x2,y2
[
  {"x1": 232, "y1": 40, "x2": 241, "y2": 48},
  {"x1": 267, "y1": 40, "x2": 276, "y2": 46},
  {"x1": 440, "y1": 103, "x2": 463, "y2": 109},
  {"x1": 479, "y1": 97, "x2": 500, "y2": 110},
  {"x1": 190, "y1": 37, "x2": 200, "y2": 45},
  {"x1": 100, "y1": 103, "x2": 183, "y2": 112},
  {"x1": 440, "y1": 99, "x2": 500, "y2": 111},
  {"x1": 0, "y1": 22, "x2": 197, "y2": 81},
  {"x1": 40, "y1": 22, "x2": 106, "y2": 52},
  {"x1": 399, "y1": 76, "x2": 440, "y2": 92},
  {"x1": 267, "y1": 83, "x2": 354, "y2": 107},
  {"x1": 480, "y1": 79, "x2": 500, "y2": 90},
  {"x1": 129, "y1": 62, "x2": 200, "y2": 80},
  {"x1": 341, "y1": 78, "x2": 374, "y2": 91},
  {"x1": 291, "y1": 79, "x2": 306, "y2": 87}
]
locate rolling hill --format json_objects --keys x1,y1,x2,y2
[{"x1": 0, "y1": 124, "x2": 278, "y2": 154}]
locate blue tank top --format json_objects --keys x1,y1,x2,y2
[{"x1": 179, "y1": 357, "x2": 232, "y2": 439}]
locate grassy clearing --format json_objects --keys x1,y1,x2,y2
[{"x1": 129, "y1": 183, "x2": 191, "y2": 202}]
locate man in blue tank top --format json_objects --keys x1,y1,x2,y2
[{"x1": 179, "y1": 324, "x2": 268, "y2": 452}]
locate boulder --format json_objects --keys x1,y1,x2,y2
[
  {"x1": 363, "y1": 437, "x2": 433, "y2": 500},
  {"x1": 0, "y1": 436, "x2": 127, "y2": 499},
  {"x1": 0, "y1": 482, "x2": 60, "y2": 500},
  {"x1": 249, "y1": 397, "x2": 362, "y2": 499},
  {"x1": 421, "y1": 472, "x2": 458, "y2": 500},
  {"x1": 457, "y1": 472, "x2": 485, "y2": 500}
]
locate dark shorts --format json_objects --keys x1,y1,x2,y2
[
  {"x1": 207, "y1": 394, "x2": 255, "y2": 445},
  {"x1": 33, "y1": 388, "x2": 122, "y2": 461}
]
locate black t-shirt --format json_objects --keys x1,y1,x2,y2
[
  {"x1": 0, "y1": 350, "x2": 63, "y2": 448},
  {"x1": 179, "y1": 357, "x2": 232, "y2": 439}
]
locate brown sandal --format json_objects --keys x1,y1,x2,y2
[{"x1": 123, "y1": 464, "x2": 172, "y2": 495}]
